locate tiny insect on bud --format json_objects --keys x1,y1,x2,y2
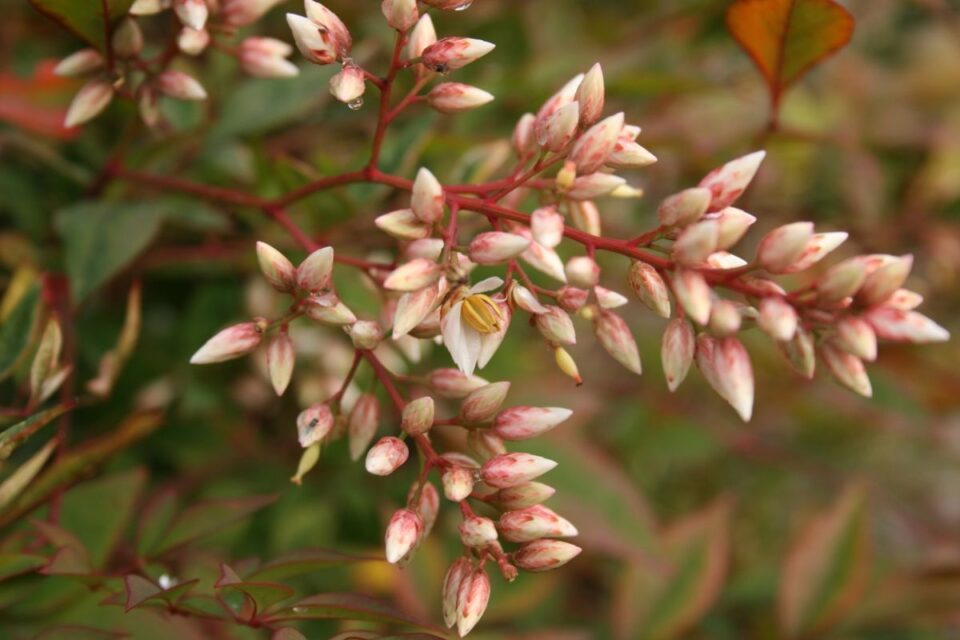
[
  {"x1": 499, "y1": 505, "x2": 578, "y2": 543},
  {"x1": 443, "y1": 557, "x2": 472, "y2": 628},
  {"x1": 65, "y1": 79, "x2": 114, "y2": 127},
  {"x1": 480, "y1": 453, "x2": 557, "y2": 488},
  {"x1": 442, "y1": 465, "x2": 475, "y2": 502},
  {"x1": 256, "y1": 241, "x2": 296, "y2": 291},
  {"x1": 178, "y1": 26, "x2": 210, "y2": 56},
  {"x1": 222, "y1": 0, "x2": 285, "y2": 27},
  {"x1": 375, "y1": 209, "x2": 432, "y2": 240},
  {"x1": 348, "y1": 393, "x2": 380, "y2": 461},
  {"x1": 493, "y1": 406, "x2": 572, "y2": 441},
  {"x1": 384, "y1": 258, "x2": 443, "y2": 292},
  {"x1": 758, "y1": 296, "x2": 798, "y2": 342},
  {"x1": 554, "y1": 346, "x2": 582, "y2": 384},
  {"x1": 858, "y1": 254, "x2": 913, "y2": 307},
  {"x1": 112, "y1": 17, "x2": 144, "y2": 58},
  {"x1": 381, "y1": 0, "x2": 418, "y2": 31},
  {"x1": 513, "y1": 113, "x2": 537, "y2": 158},
  {"x1": 156, "y1": 70, "x2": 207, "y2": 101},
  {"x1": 421, "y1": 37, "x2": 495, "y2": 73},
  {"x1": 513, "y1": 539, "x2": 582, "y2": 572},
  {"x1": 456, "y1": 566, "x2": 491, "y2": 637},
  {"x1": 673, "y1": 219, "x2": 720, "y2": 266},
  {"x1": 427, "y1": 369, "x2": 489, "y2": 398},
  {"x1": 696, "y1": 335, "x2": 754, "y2": 421},
  {"x1": 468, "y1": 232, "x2": 531, "y2": 265},
  {"x1": 575, "y1": 62, "x2": 604, "y2": 125},
  {"x1": 402, "y1": 396, "x2": 435, "y2": 435},
  {"x1": 411, "y1": 482, "x2": 440, "y2": 537},
  {"x1": 296, "y1": 403, "x2": 334, "y2": 447},
  {"x1": 495, "y1": 482, "x2": 556, "y2": 510},
  {"x1": 661, "y1": 317, "x2": 695, "y2": 392},
  {"x1": 55, "y1": 49, "x2": 104, "y2": 77},
  {"x1": 530, "y1": 206, "x2": 564, "y2": 249},
  {"x1": 329, "y1": 65, "x2": 366, "y2": 105},
  {"x1": 565, "y1": 173, "x2": 626, "y2": 200},
  {"x1": 428, "y1": 82, "x2": 494, "y2": 113},
  {"x1": 174, "y1": 0, "x2": 208, "y2": 30},
  {"x1": 348, "y1": 320, "x2": 383, "y2": 350},
  {"x1": 267, "y1": 332, "x2": 295, "y2": 395},
  {"x1": 673, "y1": 268, "x2": 712, "y2": 325},
  {"x1": 385, "y1": 508, "x2": 423, "y2": 564},
  {"x1": 709, "y1": 299, "x2": 742, "y2": 336},
  {"x1": 365, "y1": 436, "x2": 410, "y2": 475},
  {"x1": 190, "y1": 321, "x2": 263, "y2": 364},
  {"x1": 290, "y1": 442, "x2": 321, "y2": 485},
  {"x1": 565, "y1": 256, "x2": 600, "y2": 288},
  {"x1": 658, "y1": 187, "x2": 711, "y2": 228},
  {"x1": 459, "y1": 516, "x2": 498, "y2": 548},
  {"x1": 594, "y1": 310, "x2": 642, "y2": 375},
  {"x1": 461, "y1": 382, "x2": 510, "y2": 423},
  {"x1": 628, "y1": 262, "x2": 671, "y2": 318},
  {"x1": 699, "y1": 150, "x2": 766, "y2": 212},
  {"x1": 408, "y1": 14, "x2": 437, "y2": 61},
  {"x1": 756, "y1": 222, "x2": 814, "y2": 274},
  {"x1": 821, "y1": 343, "x2": 872, "y2": 397},
  {"x1": 534, "y1": 306, "x2": 577, "y2": 345},
  {"x1": 780, "y1": 324, "x2": 816, "y2": 379},
  {"x1": 569, "y1": 112, "x2": 624, "y2": 174},
  {"x1": 537, "y1": 101, "x2": 580, "y2": 152}
]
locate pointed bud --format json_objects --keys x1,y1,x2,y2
[
  {"x1": 530, "y1": 206, "x2": 564, "y2": 249},
  {"x1": 557, "y1": 286, "x2": 587, "y2": 314},
  {"x1": 157, "y1": 70, "x2": 207, "y2": 100},
  {"x1": 461, "y1": 382, "x2": 510, "y2": 423},
  {"x1": 365, "y1": 436, "x2": 409, "y2": 475},
  {"x1": 512, "y1": 113, "x2": 537, "y2": 158},
  {"x1": 267, "y1": 333, "x2": 295, "y2": 395},
  {"x1": 714, "y1": 207, "x2": 757, "y2": 249},
  {"x1": 535, "y1": 73, "x2": 582, "y2": 132},
  {"x1": 565, "y1": 256, "x2": 600, "y2": 288},
  {"x1": 178, "y1": 27, "x2": 210, "y2": 56},
  {"x1": 442, "y1": 465, "x2": 475, "y2": 502},
  {"x1": 480, "y1": 453, "x2": 557, "y2": 488},
  {"x1": 858, "y1": 254, "x2": 913, "y2": 307},
  {"x1": 55, "y1": 49, "x2": 104, "y2": 77},
  {"x1": 514, "y1": 539, "x2": 582, "y2": 572},
  {"x1": 381, "y1": 0, "x2": 418, "y2": 31},
  {"x1": 421, "y1": 37, "x2": 495, "y2": 73},
  {"x1": 286, "y1": 12, "x2": 338, "y2": 65},
  {"x1": 112, "y1": 17, "x2": 144, "y2": 58},
  {"x1": 469, "y1": 232, "x2": 530, "y2": 265},
  {"x1": 495, "y1": 482, "x2": 555, "y2": 510},
  {"x1": 456, "y1": 567, "x2": 491, "y2": 637},
  {"x1": 756, "y1": 222, "x2": 814, "y2": 273},
  {"x1": 401, "y1": 396, "x2": 434, "y2": 436},
  {"x1": 575, "y1": 63, "x2": 604, "y2": 125},
  {"x1": 408, "y1": 14, "x2": 437, "y2": 60},
  {"x1": 468, "y1": 430, "x2": 506, "y2": 461},
  {"x1": 329, "y1": 65, "x2": 365, "y2": 104},
  {"x1": 493, "y1": 406, "x2": 572, "y2": 441},
  {"x1": 443, "y1": 558, "x2": 472, "y2": 628},
  {"x1": 393, "y1": 283, "x2": 443, "y2": 340},
  {"x1": 673, "y1": 219, "x2": 720, "y2": 266},
  {"x1": 865, "y1": 308, "x2": 949, "y2": 344},
  {"x1": 673, "y1": 268, "x2": 712, "y2": 325},
  {"x1": 139, "y1": 87, "x2": 161, "y2": 128},
  {"x1": 696, "y1": 335, "x2": 754, "y2": 421},
  {"x1": 628, "y1": 262, "x2": 671, "y2": 318},
  {"x1": 658, "y1": 187, "x2": 711, "y2": 227},
  {"x1": 428, "y1": 82, "x2": 494, "y2": 113},
  {"x1": 698, "y1": 150, "x2": 766, "y2": 212},
  {"x1": 130, "y1": 0, "x2": 167, "y2": 15},
  {"x1": 708, "y1": 299, "x2": 742, "y2": 336},
  {"x1": 190, "y1": 321, "x2": 263, "y2": 364},
  {"x1": 554, "y1": 346, "x2": 582, "y2": 384},
  {"x1": 411, "y1": 482, "x2": 440, "y2": 537},
  {"x1": 758, "y1": 296, "x2": 798, "y2": 342},
  {"x1": 511, "y1": 285, "x2": 549, "y2": 315},
  {"x1": 296, "y1": 246, "x2": 334, "y2": 292},
  {"x1": 304, "y1": 294, "x2": 357, "y2": 326},
  {"x1": 256, "y1": 241, "x2": 296, "y2": 291},
  {"x1": 348, "y1": 393, "x2": 380, "y2": 461},
  {"x1": 607, "y1": 140, "x2": 657, "y2": 168},
  {"x1": 385, "y1": 508, "x2": 422, "y2": 564},
  {"x1": 348, "y1": 320, "x2": 383, "y2": 350},
  {"x1": 569, "y1": 112, "x2": 624, "y2": 174},
  {"x1": 782, "y1": 232, "x2": 848, "y2": 273},
  {"x1": 520, "y1": 233, "x2": 567, "y2": 282},
  {"x1": 499, "y1": 505, "x2": 578, "y2": 542},
  {"x1": 375, "y1": 209, "x2": 432, "y2": 240},
  {"x1": 661, "y1": 318, "x2": 695, "y2": 392},
  {"x1": 595, "y1": 286, "x2": 628, "y2": 309},
  {"x1": 290, "y1": 442, "x2": 321, "y2": 485},
  {"x1": 384, "y1": 258, "x2": 442, "y2": 291},
  {"x1": 780, "y1": 324, "x2": 816, "y2": 379},
  {"x1": 534, "y1": 306, "x2": 576, "y2": 345},
  {"x1": 460, "y1": 516, "x2": 498, "y2": 548},
  {"x1": 817, "y1": 257, "x2": 868, "y2": 302},
  {"x1": 594, "y1": 310, "x2": 642, "y2": 375},
  {"x1": 405, "y1": 238, "x2": 445, "y2": 261},
  {"x1": 821, "y1": 343, "x2": 872, "y2": 397},
  {"x1": 174, "y1": 0, "x2": 208, "y2": 30},
  {"x1": 304, "y1": 0, "x2": 351, "y2": 52},
  {"x1": 411, "y1": 168, "x2": 445, "y2": 224},
  {"x1": 223, "y1": 0, "x2": 285, "y2": 27},
  {"x1": 565, "y1": 173, "x2": 626, "y2": 200},
  {"x1": 886, "y1": 289, "x2": 923, "y2": 310},
  {"x1": 296, "y1": 403, "x2": 334, "y2": 447},
  {"x1": 833, "y1": 316, "x2": 877, "y2": 361},
  {"x1": 427, "y1": 368, "x2": 489, "y2": 398},
  {"x1": 537, "y1": 101, "x2": 579, "y2": 152},
  {"x1": 65, "y1": 79, "x2": 114, "y2": 127}
]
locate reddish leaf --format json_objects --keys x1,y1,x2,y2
[
  {"x1": 150, "y1": 493, "x2": 278, "y2": 556},
  {"x1": 0, "y1": 61, "x2": 79, "y2": 140},
  {"x1": 0, "y1": 553, "x2": 47, "y2": 581},
  {"x1": 215, "y1": 563, "x2": 296, "y2": 618},
  {"x1": 726, "y1": 0, "x2": 854, "y2": 115},
  {"x1": 123, "y1": 574, "x2": 199, "y2": 612},
  {"x1": 245, "y1": 548, "x2": 377, "y2": 582},
  {"x1": 264, "y1": 593, "x2": 443, "y2": 633},
  {"x1": 28, "y1": 0, "x2": 136, "y2": 50}
]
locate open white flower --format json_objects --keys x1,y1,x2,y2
[{"x1": 441, "y1": 277, "x2": 510, "y2": 375}]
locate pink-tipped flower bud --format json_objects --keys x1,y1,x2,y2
[
  {"x1": 55, "y1": 49, "x2": 104, "y2": 77},
  {"x1": 673, "y1": 268, "x2": 712, "y2": 325},
  {"x1": 535, "y1": 73, "x2": 582, "y2": 130},
  {"x1": 530, "y1": 206, "x2": 564, "y2": 249},
  {"x1": 858, "y1": 254, "x2": 913, "y2": 307},
  {"x1": 499, "y1": 505, "x2": 578, "y2": 543},
  {"x1": 834, "y1": 316, "x2": 877, "y2": 361},
  {"x1": 428, "y1": 82, "x2": 494, "y2": 113},
  {"x1": 594, "y1": 310, "x2": 642, "y2": 375},
  {"x1": 698, "y1": 150, "x2": 766, "y2": 212},
  {"x1": 518, "y1": 229, "x2": 567, "y2": 282},
  {"x1": 348, "y1": 393, "x2": 380, "y2": 461},
  {"x1": 456, "y1": 566, "x2": 491, "y2": 637},
  {"x1": 401, "y1": 396, "x2": 435, "y2": 436},
  {"x1": 480, "y1": 453, "x2": 557, "y2": 488},
  {"x1": 461, "y1": 381, "x2": 510, "y2": 423},
  {"x1": 365, "y1": 436, "x2": 409, "y2": 475},
  {"x1": 782, "y1": 232, "x2": 848, "y2": 273},
  {"x1": 595, "y1": 286, "x2": 628, "y2": 309},
  {"x1": 286, "y1": 12, "x2": 338, "y2": 65},
  {"x1": 421, "y1": 37, "x2": 495, "y2": 73},
  {"x1": 296, "y1": 403, "x2": 334, "y2": 447},
  {"x1": 329, "y1": 65, "x2": 365, "y2": 105},
  {"x1": 865, "y1": 307, "x2": 949, "y2": 344},
  {"x1": 817, "y1": 257, "x2": 869, "y2": 302},
  {"x1": 427, "y1": 368, "x2": 489, "y2": 398},
  {"x1": 781, "y1": 325, "x2": 816, "y2": 379},
  {"x1": 565, "y1": 256, "x2": 600, "y2": 288},
  {"x1": 536, "y1": 101, "x2": 580, "y2": 152},
  {"x1": 514, "y1": 539, "x2": 582, "y2": 572},
  {"x1": 575, "y1": 63, "x2": 604, "y2": 125},
  {"x1": 495, "y1": 482, "x2": 555, "y2": 510},
  {"x1": 177, "y1": 26, "x2": 210, "y2": 56},
  {"x1": 628, "y1": 262, "x2": 671, "y2": 318},
  {"x1": 708, "y1": 299, "x2": 742, "y2": 336},
  {"x1": 384, "y1": 258, "x2": 442, "y2": 292},
  {"x1": 467, "y1": 430, "x2": 507, "y2": 460},
  {"x1": 565, "y1": 173, "x2": 626, "y2": 200},
  {"x1": 568, "y1": 112, "x2": 624, "y2": 174},
  {"x1": 534, "y1": 306, "x2": 576, "y2": 345},
  {"x1": 758, "y1": 296, "x2": 798, "y2": 342},
  {"x1": 442, "y1": 465, "x2": 475, "y2": 502},
  {"x1": 385, "y1": 508, "x2": 422, "y2": 564},
  {"x1": 381, "y1": 0, "x2": 418, "y2": 31},
  {"x1": 222, "y1": 0, "x2": 284, "y2": 27},
  {"x1": 267, "y1": 332, "x2": 295, "y2": 395},
  {"x1": 511, "y1": 284, "x2": 549, "y2": 314},
  {"x1": 304, "y1": 293, "x2": 357, "y2": 326},
  {"x1": 408, "y1": 14, "x2": 437, "y2": 60},
  {"x1": 696, "y1": 335, "x2": 754, "y2": 421},
  {"x1": 673, "y1": 219, "x2": 720, "y2": 266},
  {"x1": 459, "y1": 516, "x2": 498, "y2": 548},
  {"x1": 240, "y1": 37, "x2": 298, "y2": 78},
  {"x1": 411, "y1": 167, "x2": 445, "y2": 224},
  {"x1": 156, "y1": 70, "x2": 207, "y2": 100},
  {"x1": 756, "y1": 222, "x2": 814, "y2": 274},
  {"x1": 130, "y1": 0, "x2": 167, "y2": 15},
  {"x1": 375, "y1": 208, "x2": 432, "y2": 240},
  {"x1": 256, "y1": 241, "x2": 296, "y2": 292},
  {"x1": 190, "y1": 321, "x2": 263, "y2": 364},
  {"x1": 296, "y1": 246, "x2": 334, "y2": 292},
  {"x1": 661, "y1": 318, "x2": 695, "y2": 392},
  {"x1": 443, "y1": 557, "x2": 472, "y2": 628},
  {"x1": 493, "y1": 406, "x2": 572, "y2": 441},
  {"x1": 607, "y1": 139, "x2": 657, "y2": 168},
  {"x1": 65, "y1": 79, "x2": 114, "y2": 127},
  {"x1": 393, "y1": 283, "x2": 443, "y2": 339},
  {"x1": 304, "y1": 0, "x2": 351, "y2": 54},
  {"x1": 174, "y1": 0, "x2": 207, "y2": 30},
  {"x1": 348, "y1": 320, "x2": 383, "y2": 350},
  {"x1": 469, "y1": 232, "x2": 530, "y2": 265},
  {"x1": 112, "y1": 17, "x2": 144, "y2": 58},
  {"x1": 512, "y1": 113, "x2": 537, "y2": 158},
  {"x1": 410, "y1": 481, "x2": 440, "y2": 537},
  {"x1": 715, "y1": 206, "x2": 756, "y2": 248},
  {"x1": 658, "y1": 187, "x2": 711, "y2": 228},
  {"x1": 821, "y1": 343, "x2": 872, "y2": 397}
]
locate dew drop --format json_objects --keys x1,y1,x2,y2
[
  {"x1": 158, "y1": 574, "x2": 177, "y2": 589},
  {"x1": 348, "y1": 98, "x2": 364, "y2": 110}
]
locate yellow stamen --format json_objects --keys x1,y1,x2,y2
[{"x1": 461, "y1": 294, "x2": 504, "y2": 334}]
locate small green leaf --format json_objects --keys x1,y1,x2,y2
[
  {"x1": 246, "y1": 548, "x2": 377, "y2": 583},
  {"x1": 153, "y1": 494, "x2": 278, "y2": 556},
  {"x1": 0, "y1": 281, "x2": 41, "y2": 380},
  {"x1": 0, "y1": 401, "x2": 77, "y2": 459},
  {"x1": 216, "y1": 564, "x2": 295, "y2": 617},
  {"x1": 0, "y1": 438, "x2": 57, "y2": 509},
  {"x1": 123, "y1": 574, "x2": 198, "y2": 611},
  {"x1": 0, "y1": 553, "x2": 47, "y2": 581},
  {"x1": 28, "y1": 0, "x2": 136, "y2": 50},
  {"x1": 265, "y1": 593, "x2": 442, "y2": 633}
]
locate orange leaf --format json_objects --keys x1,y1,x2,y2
[
  {"x1": 0, "y1": 60, "x2": 79, "y2": 140},
  {"x1": 726, "y1": 0, "x2": 854, "y2": 112}
]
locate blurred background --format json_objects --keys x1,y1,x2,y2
[{"x1": 2, "y1": 0, "x2": 960, "y2": 637}]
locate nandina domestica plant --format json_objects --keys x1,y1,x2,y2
[{"x1": 2, "y1": 0, "x2": 955, "y2": 638}]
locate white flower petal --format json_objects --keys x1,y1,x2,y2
[{"x1": 470, "y1": 277, "x2": 504, "y2": 294}]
